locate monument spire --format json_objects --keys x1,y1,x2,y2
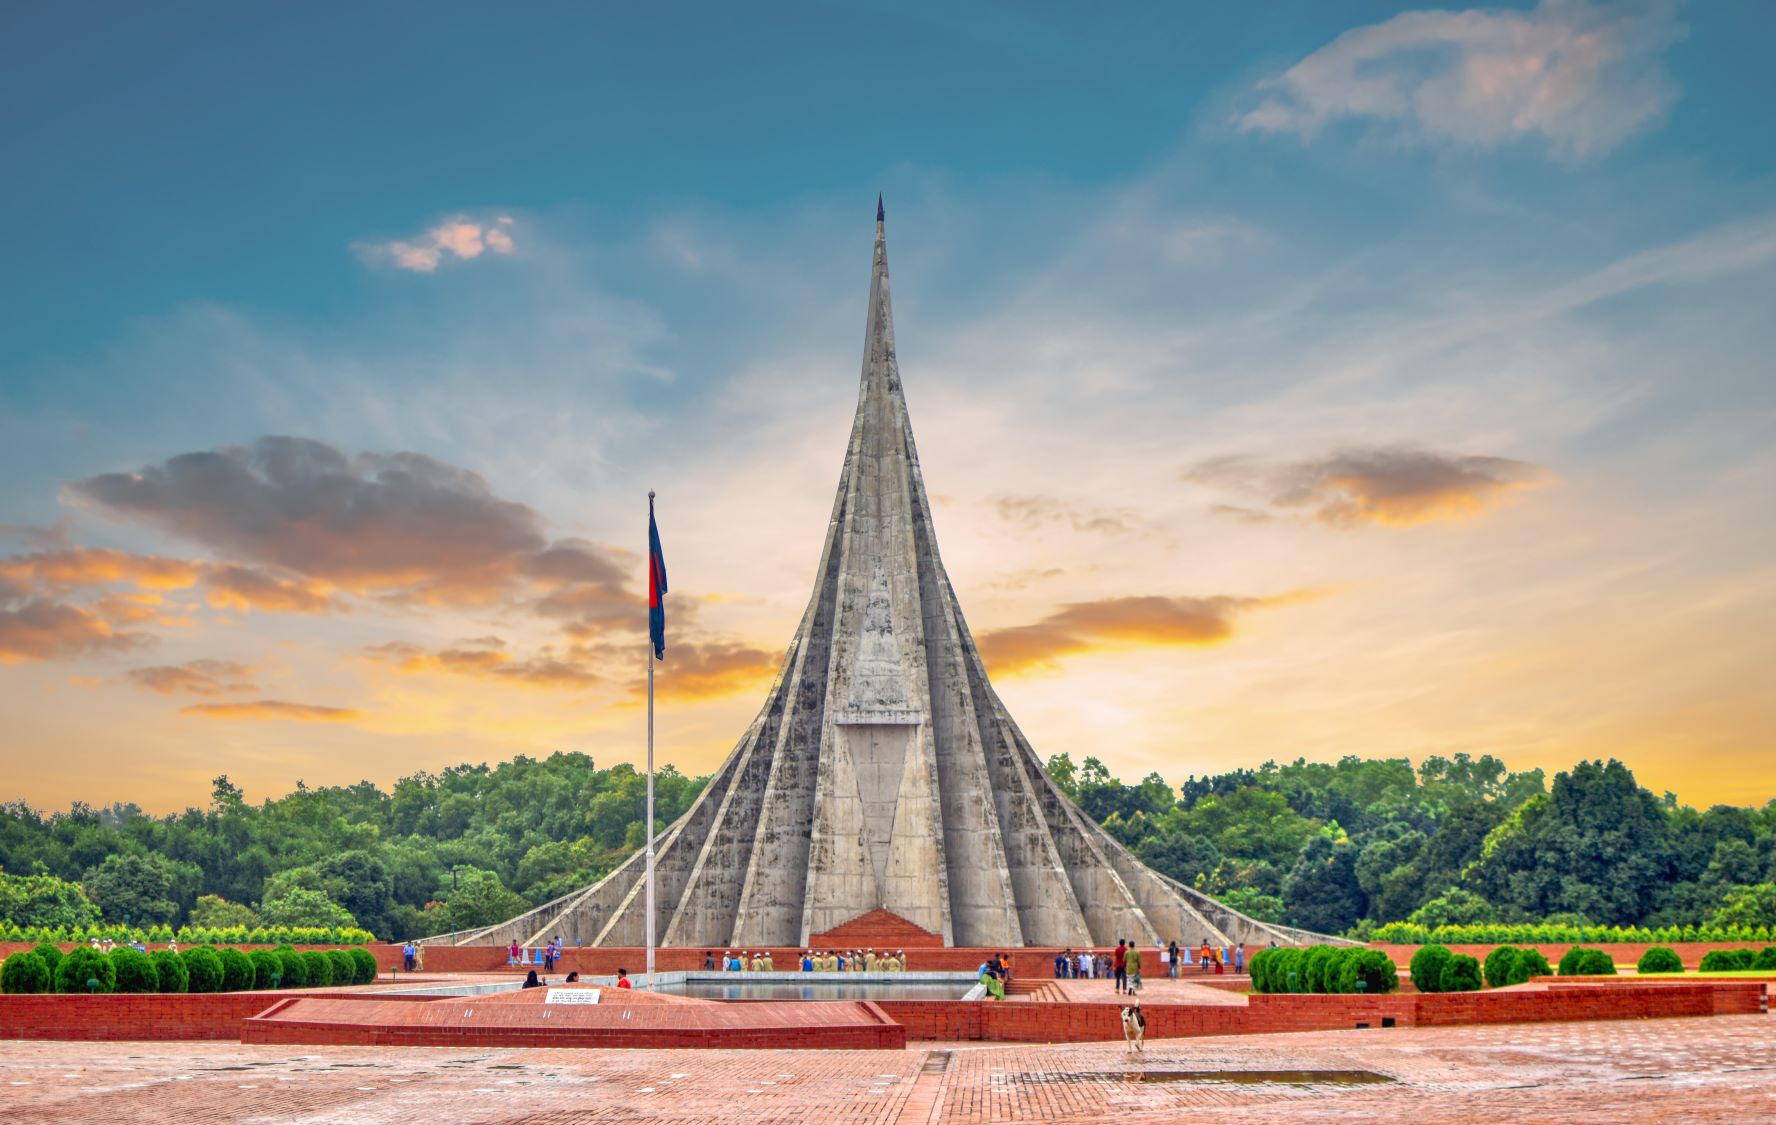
[{"x1": 433, "y1": 204, "x2": 1341, "y2": 953}]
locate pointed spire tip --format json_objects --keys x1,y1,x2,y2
[{"x1": 876, "y1": 194, "x2": 884, "y2": 224}]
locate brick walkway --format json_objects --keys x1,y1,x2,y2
[{"x1": 2, "y1": 1013, "x2": 1770, "y2": 1123}]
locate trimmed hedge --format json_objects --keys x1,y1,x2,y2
[
  {"x1": 54, "y1": 947, "x2": 116, "y2": 993},
  {"x1": 1372, "y1": 922, "x2": 1776, "y2": 944},
  {"x1": 349, "y1": 946, "x2": 379, "y2": 984},
  {"x1": 1482, "y1": 945, "x2": 1522, "y2": 988},
  {"x1": 299, "y1": 950, "x2": 333, "y2": 987},
  {"x1": 217, "y1": 946, "x2": 255, "y2": 992},
  {"x1": 249, "y1": 948, "x2": 283, "y2": 989},
  {"x1": 0, "y1": 923, "x2": 374, "y2": 945},
  {"x1": 1699, "y1": 948, "x2": 1754, "y2": 972},
  {"x1": 31, "y1": 942, "x2": 64, "y2": 977},
  {"x1": 1410, "y1": 944, "x2": 1453, "y2": 993},
  {"x1": 1250, "y1": 947, "x2": 1396, "y2": 994},
  {"x1": 1512, "y1": 948, "x2": 1552, "y2": 983},
  {"x1": 276, "y1": 949, "x2": 308, "y2": 989},
  {"x1": 1557, "y1": 946, "x2": 1617, "y2": 976},
  {"x1": 1636, "y1": 946, "x2": 1684, "y2": 974},
  {"x1": 109, "y1": 947, "x2": 160, "y2": 993},
  {"x1": 150, "y1": 948, "x2": 188, "y2": 993},
  {"x1": 1441, "y1": 953, "x2": 1483, "y2": 992},
  {"x1": 1, "y1": 951, "x2": 51, "y2": 994},
  {"x1": 182, "y1": 946, "x2": 224, "y2": 993}
]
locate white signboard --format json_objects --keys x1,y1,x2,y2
[{"x1": 544, "y1": 988, "x2": 602, "y2": 1004}]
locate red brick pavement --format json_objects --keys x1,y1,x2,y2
[{"x1": 1, "y1": 1012, "x2": 1771, "y2": 1123}]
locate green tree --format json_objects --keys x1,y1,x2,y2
[
  {"x1": 1282, "y1": 836, "x2": 1366, "y2": 934},
  {"x1": 0, "y1": 870, "x2": 101, "y2": 928},
  {"x1": 188, "y1": 894, "x2": 260, "y2": 930},
  {"x1": 1, "y1": 951, "x2": 51, "y2": 993},
  {"x1": 435, "y1": 867, "x2": 525, "y2": 930},
  {"x1": 1406, "y1": 888, "x2": 1497, "y2": 928},
  {"x1": 82, "y1": 853, "x2": 179, "y2": 926},
  {"x1": 1710, "y1": 883, "x2": 1776, "y2": 928},
  {"x1": 260, "y1": 887, "x2": 356, "y2": 928}
]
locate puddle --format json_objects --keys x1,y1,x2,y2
[{"x1": 1127, "y1": 1070, "x2": 1395, "y2": 1086}]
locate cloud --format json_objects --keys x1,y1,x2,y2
[
  {"x1": 992, "y1": 495, "x2": 1145, "y2": 536},
  {"x1": 0, "y1": 598, "x2": 148, "y2": 663},
  {"x1": 642, "y1": 640, "x2": 779, "y2": 702},
  {"x1": 65, "y1": 436, "x2": 628, "y2": 609},
  {"x1": 353, "y1": 215, "x2": 517, "y2": 272},
  {"x1": 0, "y1": 548, "x2": 201, "y2": 593},
  {"x1": 364, "y1": 638, "x2": 601, "y2": 690},
  {"x1": 1187, "y1": 447, "x2": 1553, "y2": 528},
  {"x1": 180, "y1": 700, "x2": 362, "y2": 722},
  {"x1": 976, "y1": 592, "x2": 1310, "y2": 674},
  {"x1": 129, "y1": 659, "x2": 256, "y2": 696},
  {"x1": 1239, "y1": 0, "x2": 1682, "y2": 159},
  {"x1": 202, "y1": 565, "x2": 342, "y2": 614}
]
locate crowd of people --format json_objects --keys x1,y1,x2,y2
[
  {"x1": 701, "y1": 949, "x2": 911, "y2": 972},
  {"x1": 1045, "y1": 939, "x2": 1251, "y2": 995}
]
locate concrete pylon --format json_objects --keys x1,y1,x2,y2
[{"x1": 431, "y1": 203, "x2": 1341, "y2": 951}]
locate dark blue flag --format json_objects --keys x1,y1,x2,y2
[{"x1": 648, "y1": 499, "x2": 668, "y2": 660}]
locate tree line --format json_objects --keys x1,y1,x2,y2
[{"x1": 2, "y1": 750, "x2": 1772, "y2": 940}]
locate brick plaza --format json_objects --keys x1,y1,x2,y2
[{"x1": 3, "y1": 1012, "x2": 1772, "y2": 1123}]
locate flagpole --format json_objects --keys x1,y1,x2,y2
[{"x1": 645, "y1": 490, "x2": 657, "y2": 988}]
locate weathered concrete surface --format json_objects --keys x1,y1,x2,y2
[{"x1": 434, "y1": 206, "x2": 1338, "y2": 951}]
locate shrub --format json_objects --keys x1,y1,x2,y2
[
  {"x1": 30, "y1": 942, "x2": 63, "y2": 977},
  {"x1": 1754, "y1": 946, "x2": 1776, "y2": 971},
  {"x1": 325, "y1": 949, "x2": 356, "y2": 987},
  {"x1": 109, "y1": 947, "x2": 160, "y2": 993},
  {"x1": 182, "y1": 947, "x2": 224, "y2": 993},
  {"x1": 248, "y1": 949, "x2": 282, "y2": 989},
  {"x1": 216, "y1": 947, "x2": 255, "y2": 992},
  {"x1": 1558, "y1": 948, "x2": 1616, "y2": 975},
  {"x1": 1511, "y1": 948, "x2": 1552, "y2": 982},
  {"x1": 149, "y1": 948, "x2": 187, "y2": 992},
  {"x1": 1699, "y1": 949, "x2": 1754, "y2": 972},
  {"x1": 1301, "y1": 945, "x2": 1335, "y2": 993},
  {"x1": 348, "y1": 947, "x2": 379, "y2": 984},
  {"x1": 54, "y1": 946, "x2": 116, "y2": 993},
  {"x1": 1410, "y1": 944, "x2": 1453, "y2": 993},
  {"x1": 1440, "y1": 954, "x2": 1483, "y2": 992},
  {"x1": 1637, "y1": 947, "x2": 1684, "y2": 974},
  {"x1": 300, "y1": 950, "x2": 333, "y2": 987},
  {"x1": 1322, "y1": 948, "x2": 1357, "y2": 992},
  {"x1": 276, "y1": 949, "x2": 308, "y2": 989},
  {"x1": 1335, "y1": 949, "x2": 1399, "y2": 994},
  {"x1": 1, "y1": 951, "x2": 51, "y2": 994},
  {"x1": 1482, "y1": 946, "x2": 1522, "y2": 988}
]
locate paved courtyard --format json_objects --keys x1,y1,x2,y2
[{"x1": 1, "y1": 1013, "x2": 1770, "y2": 1123}]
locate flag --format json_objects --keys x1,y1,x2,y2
[{"x1": 648, "y1": 498, "x2": 668, "y2": 660}]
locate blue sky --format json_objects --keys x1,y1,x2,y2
[{"x1": 2, "y1": 0, "x2": 1773, "y2": 811}]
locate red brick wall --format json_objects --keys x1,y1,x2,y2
[
  {"x1": 0, "y1": 994, "x2": 278, "y2": 1040},
  {"x1": 810, "y1": 908, "x2": 946, "y2": 949}
]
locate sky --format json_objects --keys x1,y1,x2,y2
[{"x1": 1, "y1": 0, "x2": 1772, "y2": 813}]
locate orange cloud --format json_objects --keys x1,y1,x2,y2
[
  {"x1": 364, "y1": 638, "x2": 600, "y2": 690},
  {"x1": 0, "y1": 547, "x2": 201, "y2": 592},
  {"x1": 353, "y1": 215, "x2": 517, "y2": 272},
  {"x1": 641, "y1": 640, "x2": 780, "y2": 702},
  {"x1": 129, "y1": 659, "x2": 256, "y2": 696},
  {"x1": 1189, "y1": 447, "x2": 1553, "y2": 528},
  {"x1": 180, "y1": 700, "x2": 362, "y2": 722},
  {"x1": 203, "y1": 565, "x2": 341, "y2": 614},
  {"x1": 992, "y1": 495, "x2": 1145, "y2": 536},
  {"x1": 977, "y1": 592, "x2": 1314, "y2": 675},
  {"x1": 0, "y1": 598, "x2": 147, "y2": 663}
]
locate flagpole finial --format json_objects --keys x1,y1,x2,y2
[{"x1": 649, "y1": 490, "x2": 656, "y2": 501}]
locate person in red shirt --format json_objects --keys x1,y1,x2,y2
[
  {"x1": 615, "y1": 968, "x2": 632, "y2": 989},
  {"x1": 1113, "y1": 940, "x2": 1128, "y2": 994}
]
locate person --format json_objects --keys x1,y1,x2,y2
[
  {"x1": 402, "y1": 942, "x2": 417, "y2": 972},
  {"x1": 1199, "y1": 941, "x2": 1213, "y2": 974},
  {"x1": 509, "y1": 940, "x2": 521, "y2": 967},
  {"x1": 1113, "y1": 939, "x2": 1128, "y2": 995},
  {"x1": 1234, "y1": 944, "x2": 1246, "y2": 974},
  {"x1": 761, "y1": 950, "x2": 774, "y2": 972},
  {"x1": 1168, "y1": 940, "x2": 1180, "y2": 978},
  {"x1": 704, "y1": 950, "x2": 716, "y2": 971},
  {"x1": 521, "y1": 969, "x2": 542, "y2": 989},
  {"x1": 1124, "y1": 940, "x2": 1142, "y2": 994},
  {"x1": 564, "y1": 971, "x2": 579, "y2": 983},
  {"x1": 978, "y1": 958, "x2": 1004, "y2": 1001},
  {"x1": 1157, "y1": 940, "x2": 1168, "y2": 979},
  {"x1": 1055, "y1": 949, "x2": 1069, "y2": 978},
  {"x1": 1078, "y1": 949, "x2": 1092, "y2": 979},
  {"x1": 543, "y1": 941, "x2": 556, "y2": 973},
  {"x1": 997, "y1": 952, "x2": 1012, "y2": 984},
  {"x1": 615, "y1": 968, "x2": 632, "y2": 989}
]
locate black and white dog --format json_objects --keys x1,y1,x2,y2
[{"x1": 1121, "y1": 999, "x2": 1146, "y2": 1051}]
